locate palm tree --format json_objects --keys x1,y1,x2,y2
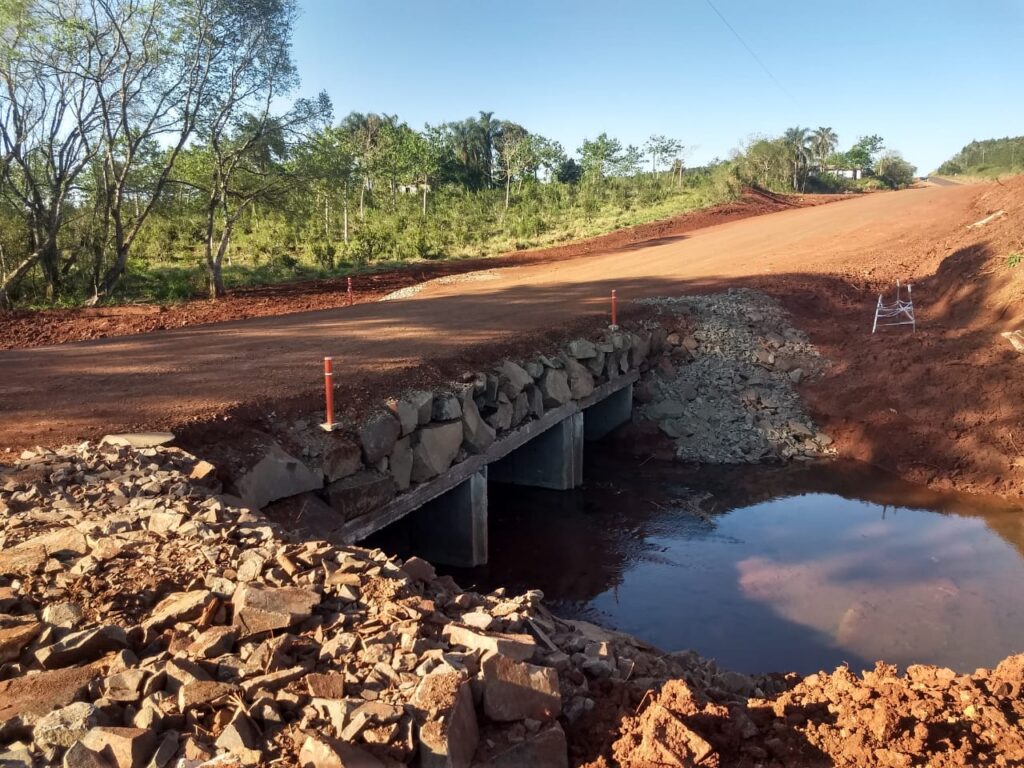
[
  {"x1": 811, "y1": 126, "x2": 838, "y2": 172},
  {"x1": 476, "y1": 111, "x2": 497, "y2": 187},
  {"x1": 782, "y1": 127, "x2": 813, "y2": 191}
]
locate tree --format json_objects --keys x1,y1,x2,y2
[
  {"x1": 875, "y1": 151, "x2": 916, "y2": 189},
  {"x1": 811, "y1": 126, "x2": 838, "y2": 171},
  {"x1": 846, "y1": 134, "x2": 884, "y2": 173},
  {"x1": 494, "y1": 121, "x2": 536, "y2": 212},
  {"x1": 578, "y1": 133, "x2": 623, "y2": 182},
  {"x1": 0, "y1": 0, "x2": 102, "y2": 306},
  {"x1": 644, "y1": 135, "x2": 683, "y2": 175},
  {"x1": 782, "y1": 127, "x2": 812, "y2": 191}
]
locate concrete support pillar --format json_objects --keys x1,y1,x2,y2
[
  {"x1": 583, "y1": 383, "x2": 633, "y2": 441},
  {"x1": 489, "y1": 412, "x2": 583, "y2": 490},
  {"x1": 407, "y1": 469, "x2": 488, "y2": 567}
]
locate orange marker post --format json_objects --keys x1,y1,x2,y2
[
  {"x1": 347, "y1": 277, "x2": 353, "y2": 306},
  {"x1": 611, "y1": 289, "x2": 618, "y2": 327},
  {"x1": 322, "y1": 357, "x2": 335, "y2": 431}
]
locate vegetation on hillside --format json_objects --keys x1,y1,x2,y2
[
  {"x1": 936, "y1": 137, "x2": 1024, "y2": 178},
  {"x1": 0, "y1": 0, "x2": 914, "y2": 309}
]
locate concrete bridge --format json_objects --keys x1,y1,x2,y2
[{"x1": 338, "y1": 373, "x2": 636, "y2": 568}]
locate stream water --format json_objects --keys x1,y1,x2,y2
[{"x1": 374, "y1": 448, "x2": 1024, "y2": 675}]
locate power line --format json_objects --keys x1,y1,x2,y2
[{"x1": 703, "y1": 0, "x2": 797, "y2": 105}]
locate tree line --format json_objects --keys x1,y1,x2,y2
[
  {"x1": 937, "y1": 136, "x2": 1024, "y2": 177},
  {"x1": 735, "y1": 128, "x2": 916, "y2": 193},
  {"x1": 0, "y1": 0, "x2": 916, "y2": 309}
]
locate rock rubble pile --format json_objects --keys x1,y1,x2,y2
[
  {"x1": 596, "y1": 655, "x2": 1024, "y2": 768},
  {"x1": 0, "y1": 441, "x2": 763, "y2": 768},
  {"x1": 635, "y1": 289, "x2": 835, "y2": 463}
]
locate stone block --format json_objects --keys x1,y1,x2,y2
[
  {"x1": 538, "y1": 369, "x2": 571, "y2": 408},
  {"x1": 233, "y1": 442, "x2": 322, "y2": 510},
  {"x1": 232, "y1": 583, "x2": 320, "y2": 637},
  {"x1": 482, "y1": 654, "x2": 561, "y2": 722},
  {"x1": 411, "y1": 422, "x2": 463, "y2": 482},
  {"x1": 359, "y1": 411, "x2": 401, "y2": 465},
  {"x1": 327, "y1": 471, "x2": 396, "y2": 521},
  {"x1": 323, "y1": 436, "x2": 363, "y2": 482},
  {"x1": 461, "y1": 397, "x2": 495, "y2": 454}
]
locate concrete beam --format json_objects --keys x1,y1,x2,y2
[
  {"x1": 489, "y1": 411, "x2": 584, "y2": 490},
  {"x1": 403, "y1": 469, "x2": 488, "y2": 567},
  {"x1": 583, "y1": 382, "x2": 633, "y2": 441}
]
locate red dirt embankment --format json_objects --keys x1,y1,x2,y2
[
  {"x1": 775, "y1": 175, "x2": 1024, "y2": 498},
  {"x1": 0, "y1": 188, "x2": 831, "y2": 351}
]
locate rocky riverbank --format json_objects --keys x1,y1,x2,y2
[
  {"x1": 2, "y1": 441, "x2": 1022, "y2": 768},
  {"x1": 634, "y1": 289, "x2": 835, "y2": 463}
]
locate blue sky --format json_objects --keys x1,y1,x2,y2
[{"x1": 291, "y1": 1, "x2": 1024, "y2": 173}]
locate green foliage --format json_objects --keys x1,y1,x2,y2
[
  {"x1": 937, "y1": 136, "x2": 1024, "y2": 177},
  {"x1": 1009, "y1": 252, "x2": 1023, "y2": 269},
  {"x1": 875, "y1": 152, "x2": 917, "y2": 189}
]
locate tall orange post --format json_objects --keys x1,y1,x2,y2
[
  {"x1": 323, "y1": 357, "x2": 335, "y2": 429},
  {"x1": 347, "y1": 277, "x2": 353, "y2": 306},
  {"x1": 611, "y1": 289, "x2": 618, "y2": 327}
]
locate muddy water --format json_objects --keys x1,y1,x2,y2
[{"x1": 401, "y1": 452, "x2": 1024, "y2": 675}]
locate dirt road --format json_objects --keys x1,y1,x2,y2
[{"x1": 3, "y1": 181, "x2": 1022, "y2": 497}]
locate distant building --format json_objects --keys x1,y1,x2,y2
[
  {"x1": 826, "y1": 167, "x2": 864, "y2": 180},
  {"x1": 397, "y1": 182, "x2": 432, "y2": 194}
]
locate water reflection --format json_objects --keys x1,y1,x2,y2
[{"x1": 375, "y1": 451, "x2": 1024, "y2": 675}]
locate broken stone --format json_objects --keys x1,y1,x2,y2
[
  {"x1": 142, "y1": 590, "x2": 214, "y2": 633},
  {"x1": 431, "y1": 392, "x2": 463, "y2": 422},
  {"x1": 327, "y1": 471, "x2": 396, "y2": 522},
  {"x1": 410, "y1": 672, "x2": 478, "y2": 768},
  {"x1": 323, "y1": 436, "x2": 363, "y2": 482},
  {"x1": 359, "y1": 411, "x2": 401, "y2": 465},
  {"x1": 186, "y1": 625, "x2": 238, "y2": 659},
  {"x1": 232, "y1": 583, "x2": 320, "y2": 637},
  {"x1": 80, "y1": 727, "x2": 157, "y2": 768},
  {"x1": 0, "y1": 620, "x2": 41, "y2": 662},
  {"x1": 538, "y1": 368, "x2": 571, "y2": 408},
  {"x1": 305, "y1": 672, "x2": 345, "y2": 699},
  {"x1": 234, "y1": 442, "x2": 323, "y2": 510},
  {"x1": 481, "y1": 724, "x2": 568, "y2": 768},
  {"x1": 100, "y1": 432, "x2": 175, "y2": 448},
  {"x1": 562, "y1": 358, "x2": 595, "y2": 399},
  {"x1": 0, "y1": 664, "x2": 101, "y2": 731},
  {"x1": 411, "y1": 421, "x2": 463, "y2": 482},
  {"x1": 482, "y1": 654, "x2": 561, "y2": 722},
  {"x1": 442, "y1": 625, "x2": 536, "y2": 662},
  {"x1": 61, "y1": 742, "x2": 112, "y2": 768},
  {"x1": 389, "y1": 437, "x2": 413, "y2": 492},
  {"x1": 214, "y1": 711, "x2": 259, "y2": 754},
  {"x1": 37, "y1": 625, "x2": 128, "y2": 669},
  {"x1": 387, "y1": 397, "x2": 420, "y2": 436},
  {"x1": 298, "y1": 734, "x2": 384, "y2": 768},
  {"x1": 461, "y1": 397, "x2": 496, "y2": 455},
  {"x1": 567, "y1": 339, "x2": 597, "y2": 360},
  {"x1": 499, "y1": 361, "x2": 534, "y2": 397},
  {"x1": 33, "y1": 702, "x2": 100, "y2": 749},
  {"x1": 178, "y1": 680, "x2": 237, "y2": 710}
]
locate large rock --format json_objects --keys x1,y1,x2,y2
[
  {"x1": 32, "y1": 702, "x2": 99, "y2": 749},
  {"x1": 142, "y1": 590, "x2": 214, "y2": 634},
  {"x1": 566, "y1": 339, "x2": 597, "y2": 359},
  {"x1": 0, "y1": 665, "x2": 101, "y2": 735},
  {"x1": 563, "y1": 358, "x2": 595, "y2": 399},
  {"x1": 359, "y1": 411, "x2": 401, "y2": 465},
  {"x1": 499, "y1": 361, "x2": 533, "y2": 398},
  {"x1": 390, "y1": 437, "x2": 413, "y2": 492},
  {"x1": 387, "y1": 397, "x2": 420, "y2": 436},
  {"x1": 432, "y1": 392, "x2": 463, "y2": 422},
  {"x1": 298, "y1": 734, "x2": 384, "y2": 768},
  {"x1": 411, "y1": 422, "x2": 463, "y2": 482},
  {"x1": 410, "y1": 672, "x2": 478, "y2": 768},
  {"x1": 406, "y1": 390, "x2": 435, "y2": 425},
  {"x1": 327, "y1": 471, "x2": 396, "y2": 522},
  {"x1": 0, "y1": 621, "x2": 41, "y2": 662},
  {"x1": 36, "y1": 625, "x2": 128, "y2": 669},
  {"x1": 0, "y1": 528, "x2": 89, "y2": 575},
  {"x1": 80, "y1": 727, "x2": 157, "y2": 768},
  {"x1": 100, "y1": 432, "x2": 175, "y2": 448},
  {"x1": 232, "y1": 583, "x2": 320, "y2": 637},
  {"x1": 538, "y1": 368, "x2": 572, "y2": 408},
  {"x1": 323, "y1": 436, "x2": 363, "y2": 482},
  {"x1": 481, "y1": 724, "x2": 568, "y2": 768},
  {"x1": 442, "y1": 625, "x2": 536, "y2": 662},
  {"x1": 461, "y1": 398, "x2": 495, "y2": 455},
  {"x1": 234, "y1": 442, "x2": 323, "y2": 510},
  {"x1": 485, "y1": 400, "x2": 513, "y2": 433},
  {"x1": 482, "y1": 654, "x2": 561, "y2": 722}
]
